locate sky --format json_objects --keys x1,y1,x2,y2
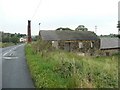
[
  {"x1": 119, "y1": 1, "x2": 120, "y2": 21},
  {"x1": 0, "y1": 0, "x2": 120, "y2": 35}
]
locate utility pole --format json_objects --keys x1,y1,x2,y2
[
  {"x1": 39, "y1": 23, "x2": 41, "y2": 31},
  {"x1": 39, "y1": 23, "x2": 41, "y2": 36},
  {"x1": 95, "y1": 26, "x2": 97, "y2": 34}
]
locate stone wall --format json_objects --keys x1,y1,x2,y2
[
  {"x1": 55, "y1": 40, "x2": 100, "y2": 55},
  {"x1": 100, "y1": 49, "x2": 119, "y2": 56}
]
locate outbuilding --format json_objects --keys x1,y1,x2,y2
[
  {"x1": 39, "y1": 30, "x2": 100, "y2": 55},
  {"x1": 100, "y1": 37, "x2": 120, "y2": 56}
]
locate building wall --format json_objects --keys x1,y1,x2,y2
[
  {"x1": 100, "y1": 49, "x2": 119, "y2": 56},
  {"x1": 54, "y1": 40, "x2": 100, "y2": 55},
  {"x1": 79, "y1": 40, "x2": 100, "y2": 56},
  {"x1": 52, "y1": 41, "x2": 58, "y2": 49},
  {"x1": 51, "y1": 39, "x2": 119, "y2": 56},
  {"x1": 58, "y1": 41, "x2": 79, "y2": 52}
]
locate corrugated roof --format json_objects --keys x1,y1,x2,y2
[
  {"x1": 100, "y1": 37, "x2": 120, "y2": 49},
  {"x1": 40, "y1": 30, "x2": 100, "y2": 41}
]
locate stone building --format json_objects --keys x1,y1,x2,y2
[
  {"x1": 100, "y1": 37, "x2": 120, "y2": 56},
  {"x1": 39, "y1": 30, "x2": 100, "y2": 55}
]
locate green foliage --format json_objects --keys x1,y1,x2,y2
[
  {"x1": 2, "y1": 37, "x2": 10, "y2": 43},
  {"x1": 2, "y1": 34, "x2": 19, "y2": 44},
  {"x1": 32, "y1": 36, "x2": 39, "y2": 41},
  {"x1": 99, "y1": 34, "x2": 120, "y2": 38},
  {"x1": 0, "y1": 42, "x2": 15, "y2": 48},
  {"x1": 117, "y1": 34, "x2": 120, "y2": 38},
  {"x1": 1, "y1": 32, "x2": 26, "y2": 44},
  {"x1": 10, "y1": 36, "x2": 19, "y2": 44},
  {"x1": 75, "y1": 25, "x2": 88, "y2": 31},
  {"x1": 25, "y1": 41, "x2": 118, "y2": 88},
  {"x1": 56, "y1": 27, "x2": 73, "y2": 31},
  {"x1": 31, "y1": 40, "x2": 54, "y2": 57},
  {"x1": 0, "y1": 42, "x2": 1, "y2": 47}
]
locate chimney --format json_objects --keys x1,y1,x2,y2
[{"x1": 27, "y1": 20, "x2": 32, "y2": 43}]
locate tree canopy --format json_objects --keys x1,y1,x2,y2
[
  {"x1": 75, "y1": 25, "x2": 88, "y2": 31},
  {"x1": 1, "y1": 32, "x2": 26, "y2": 44},
  {"x1": 56, "y1": 27, "x2": 73, "y2": 31}
]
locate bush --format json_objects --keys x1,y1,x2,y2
[{"x1": 31, "y1": 40, "x2": 54, "y2": 55}]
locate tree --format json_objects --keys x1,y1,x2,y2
[
  {"x1": 117, "y1": 34, "x2": 120, "y2": 38},
  {"x1": 75, "y1": 25, "x2": 88, "y2": 31},
  {"x1": 117, "y1": 21, "x2": 120, "y2": 31},
  {"x1": 10, "y1": 36, "x2": 19, "y2": 44},
  {"x1": 1, "y1": 32, "x2": 26, "y2": 44},
  {"x1": 2, "y1": 37, "x2": 9, "y2": 43},
  {"x1": 56, "y1": 27, "x2": 73, "y2": 31}
]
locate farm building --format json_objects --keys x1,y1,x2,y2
[
  {"x1": 39, "y1": 30, "x2": 100, "y2": 55},
  {"x1": 100, "y1": 37, "x2": 120, "y2": 56}
]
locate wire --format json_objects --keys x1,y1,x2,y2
[{"x1": 31, "y1": 0, "x2": 42, "y2": 20}]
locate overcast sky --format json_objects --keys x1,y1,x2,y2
[
  {"x1": 118, "y1": 1, "x2": 120, "y2": 21},
  {"x1": 0, "y1": 0, "x2": 119, "y2": 35}
]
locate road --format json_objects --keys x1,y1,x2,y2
[
  {"x1": 1, "y1": 44, "x2": 34, "y2": 88},
  {"x1": 0, "y1": 48, "x2": 2, "y2": 89}
]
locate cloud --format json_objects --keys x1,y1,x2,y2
[
  {"x1": 119, "y1": 1, "x2": 120, "y2": 21},
  {"x1": 0, "y1": 0, "x2": 119, "y2": 35}
]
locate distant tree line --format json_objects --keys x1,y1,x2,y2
[
  {"x1": 56, "y1": 27, "x2": 73, "y2": 31},
  {"x1": 75, "y1": 25, "x2": 88, "y2": 31},
  {"x1": 0, "y1": 31, "x2": 26, "y2": 44},
  {"x1": 100, "y1": 34, "x2": 120, "y2": 38},
  {"x1": 56, "y1": 25, "x2": 88, "y2": 31}
]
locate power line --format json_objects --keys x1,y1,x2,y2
[{"x1": 31, "y1": 0, "x2": 42, "y2": 20}]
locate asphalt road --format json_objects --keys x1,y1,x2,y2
[
  {"x1": 0, "y1": 48, "x2": 2, "y2": 89},
  {"x1": 1, "y1": 44, "x2": 34, "y2": 88}
]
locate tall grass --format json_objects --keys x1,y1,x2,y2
[
  {"x1": 0, "y1": 42, "x2": 15, "y2": 48},
  {"x1": 25, "y1": 41, "x2": 118, "y2": 88}
]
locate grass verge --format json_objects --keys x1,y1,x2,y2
[
  {"x1": 25, "y1": 43, "x2": 118, "y2": 88},
  {"x1": 0, "y1": 42, "x2": 15, "y2": 48}
]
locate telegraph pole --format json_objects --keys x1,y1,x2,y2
[
  {"x1": 39, "y1": 23, "x2": 41, "y2": 31},
  {"x1": 39, "y1": 23, "x2": 41, "y2": 36},
  {"x1": 95, "y1": 26, "x2": 97, "y2": 34}
]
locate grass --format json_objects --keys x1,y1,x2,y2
[
  {"x1": 25, "y1": 43, "x2": 118, "y2": 88},
  {"x1": 0, "y1": 42, "x2": 15, "y2": 48}
]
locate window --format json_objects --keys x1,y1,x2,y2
[
  {"x1": 52, "y1": 41, "x2": 54, "y2": 43},
  {"x1": 79, "y1": 42, "x2": 83, "y2": 48},
  {"x1": 91, "y1": 42, "x2": 93, "y2": 48}
]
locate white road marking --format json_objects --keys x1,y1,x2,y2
[
  {"x1": 2, "y1": 44, "x2": 24, "y2": 57},
  {"x1": 3, "y1": 57, "x2": 18, "y2": 60},
  {"x1": 3, "y1": 49, "x2": 12, "y2": 57}
]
